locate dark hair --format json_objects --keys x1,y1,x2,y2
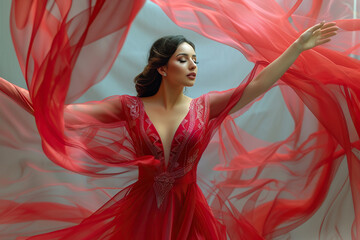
[{"x1": 134, "y1": 35, "x2": 195, "y2": 97}]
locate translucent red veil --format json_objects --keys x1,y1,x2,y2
[{"x1": 0, "y1": 0, "x2": 359, "y2": 239}]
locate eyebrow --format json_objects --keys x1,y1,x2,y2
[{"x1": 176, "y1": 53, "x2": 197, "y2": 58}]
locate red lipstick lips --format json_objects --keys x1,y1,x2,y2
[{"x1": 187, "y1": 72, "x2": 196, "y2": 80}]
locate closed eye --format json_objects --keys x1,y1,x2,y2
[
  {"x1": 176, "y1": 53, "x2": 198, "y2": 64},
  {"x1": 178, "y1": 59, "x2": 198, "y2": 64}
]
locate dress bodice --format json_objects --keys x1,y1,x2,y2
[
  {"x1": 123, "y1": 95, "x2": 209, "y2": 207},
  {"x1": 124, "y1": 95, "x2": 207, "y2": 171}
]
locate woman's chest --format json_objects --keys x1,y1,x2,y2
[
  {"x1": 144, "y1": 103, "x2": 191, "y2": 150},
  {"x1": 124, "y1": 95, "x2": 208, "y2": 169}
]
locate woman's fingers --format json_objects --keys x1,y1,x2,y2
[
  {"x1": 315, "y1": 30, "x2": 337, "y2": 46},
  {"x1": 298, "y1": 21, "x2": 339, "y2": 50},
  {"x1": 309, "y1": 22, "x2": 337, "y2": 34},
  {"x1": 308, "y1": 21, "x2": 325, "y2": 33},
  {"x1": 316, "y1": 38, "x2": 331, "y2": 46},
  {"x1": 322, "y1": 22, "x2": 337, "y2": 28},
  {"x1": 313, "y1": 22, "x2": 338, "y2": 46},
  {"x1": 321, "y1": 26, "x2": 339, "y2": 35},
  {"x1": 320, "y1": 31, "x2": 337, "y2": 40}
]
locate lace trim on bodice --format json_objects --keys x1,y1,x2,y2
[
  {"x1": 126, "y1": 95, "x2": 207, "y2": 208},
  {"x1": 137, "y1": 97, "x2": 197, "y2": 169}
]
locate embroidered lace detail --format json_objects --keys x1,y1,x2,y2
[
  {"x1": 127, "y1": 98, "x2": 139, "y2": 119},
  {"x1": 145, "y1": 118, "x2": 152, "y2": 131},
  {"x1": 196, "y1": 99, "x2": 204, "y2": 129},
  {"x1": 183, "y1": 149, "x2": 199, "y2": 174},
  {"x1": 167, "y1": 101, "x2": 194, "y2": 170},
  {"x1": 171, "y1": 99, "x2": 203, "y2": 174},
  {"x1": 138, "y1": 98, "x2": 163, "y2": 160},
  {"x1": 145, "y1": 97, "x2": 206, "y2": 208},
  {"x1": 153, "y1": 172, "x2": 175, "y2": 208},
  {"x1": 149, "y1": 131, "x2": 162, "y2": 160},
  {"x1": 187, "y1": 149, "x2": 198, "y2": 167},
  {"x1": 197, "y1": 100, "x2": 204, "y2": 115}
]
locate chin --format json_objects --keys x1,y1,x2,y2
[{"x1": 185, "y1": 81, "x2": 195, "y2": 87}]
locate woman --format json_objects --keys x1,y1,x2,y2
[{"x1": 0, "y1": 21, "x2": 339, "y2": 239}]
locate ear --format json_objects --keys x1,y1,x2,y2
[{"x1": 157, "y1": 66, "x2": 167, "y2": 77}]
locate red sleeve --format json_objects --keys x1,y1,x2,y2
[
  {"x1": 0, "y1": 77, "x2": 33, "y2": 115},
  {"x1": 9, "y1": 1, "x2": 146, "y2": 176},
  {"x1": 206, "y1": 62, "x2": 265, "y2": 137},
  {"x1": 64, "y1": 95, "x2": 126, "y2": 126}
]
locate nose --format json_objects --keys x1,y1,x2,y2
[{"x1": 189, "y1": 60, "x2": 197, "y2": 69}]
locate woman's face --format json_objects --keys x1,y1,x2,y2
[{"x1": 162, "y1": 42, "x2": 198, "y2": 87}]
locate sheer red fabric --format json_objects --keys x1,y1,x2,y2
[{"x1": 0, "y1": 0, "x2": 359, "y2": 239}]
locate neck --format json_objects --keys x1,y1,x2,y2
[{"x1": 152, "y1": 80, "x2": 186, "y2": 110}]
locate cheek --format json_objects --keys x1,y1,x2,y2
[{"x1": 170, "y1": 63, "x2": 186, "y2": 75}]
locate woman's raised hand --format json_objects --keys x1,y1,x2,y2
[{"x1": 296, "y1": 21, "x2": 339, "y2": 52}]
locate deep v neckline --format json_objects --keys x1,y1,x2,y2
[{"x1": 138, "y1": 97, "x2": 194, "y2": 169}]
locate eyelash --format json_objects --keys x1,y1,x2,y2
[{"x1": 179, "y1": 59, "x2": 199, "y2": 64}]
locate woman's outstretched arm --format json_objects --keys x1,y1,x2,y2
[
  {"x1": 64, "y1": 96, "x2": 124, "y2": 125},
  {"x1": 0, "y1": 77, "x2": 34, "y2": 114},
  {"x1": 229, "y1": 22, "x2": 338, "y2": 114},
  {"x1": 0, "y1": 77, "x2": 123, "y2": 124}
]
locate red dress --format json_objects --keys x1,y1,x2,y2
[
  {"x1": 15, "y1": 94, "x2": 261, "y2": 240},
  {"x1": 19, "y1": 94, "x2": 262, "y2": 239}
]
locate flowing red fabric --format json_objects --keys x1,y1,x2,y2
[{"x1": 0, "y1": 0, "x2": 359, "y2": 239}]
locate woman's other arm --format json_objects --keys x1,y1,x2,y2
[
  {"x1": 0, "y1": 77, "x2": 34, "y2": 114},
  {"x1": 0, "y1": 77, "x2": 123, "y2": 124},
  {"x1": 229, "y1": 22, "x2": 338, "y2": 114},
  {"x1": 64, "y1": 96, "x2": 124, "y2": 125}
]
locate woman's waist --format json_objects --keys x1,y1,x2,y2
[{"x1": 138, "y1": 166, "x2": 197, "y2": 185}]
